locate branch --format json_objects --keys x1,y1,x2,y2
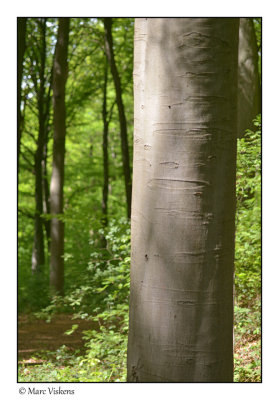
[
  {"x1": 24, "y1": 128, "x2": 37, "y2": 143},
  {"x1": 18, "y1": 208, "x2": 34, "y2": 219},
  {"x1": 66, "y1": 184, "x2": 94, "y2": 203},
  {"x1": 24, "y1": 97, "x2": 39, "y2": 118},
  {"x1": 20, "y1": 142, "x2": 35, "y2": 157}
]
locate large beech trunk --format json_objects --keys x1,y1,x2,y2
[
  {"x1": 50, "y1": 18, "x2": 69, "y2": 295},
  {"x1": 127, "y1": 18, "x2": 239, "y2": 382}
]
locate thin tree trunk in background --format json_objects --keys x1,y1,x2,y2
[
  {"x1": 50, "y1": 18, "x2": 70, "y2": 296},
  {"x1": 42, "y1": 127, "x2": 51, "y2": 249},
  {"x1": 31, "y1": 18, "x2": 47, "y2": 274},
  {"x1": 32, "y1": 149, "x2": 45, "y2": 274},
  {"x1": 127, "y1": 18, "x2": 239, "y2": 382},
  {"x1": 42, "y1": 67, "x2": 54, "y2": 251},
  {"x1": 102, "y1": 58, "x2": 109, "y2": 229},
  {"x1": 103, "y1": 18, "x2": 132, "y2": 218},
  {"x1": 17, "y1": 17, "x2": 27, "y2": 168},
  {"x1": 237, "y1": 18, "x2": 260, "y2": 137}
]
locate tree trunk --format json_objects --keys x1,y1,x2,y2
[
  {"x1": 32, "y1": 144, "x2": 45, "y2": 274},
  {"x1": 103, "y1": 18, "x2": 132, "y2": 218},
  {"x1": 17, "y1": 17, "x2": 27, "y2": 168},
  {"x1": 42, "y1": 67, "x2": 54, "y2": 250},
  {"x1": 50, "y1": 18, "x2": 70, "y2": 296},
  {"x1": 127, "y1": 17, "x2": 239, "y2": 383},
  {"x1": 42, "y1": 130, "x2": 51, "y2": 250},
  {"x1": 237, "y1": 18, "x2": 260, "y2": 137},
  {"x1": 102, "y1": 58, "x2": 109, "y2": 229},
  {"x1": 31, "y1": 18, "x2": 47, "y2": 274}
]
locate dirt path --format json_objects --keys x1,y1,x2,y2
[{"x1": 18, "y1": 314, "x2": 98, "y2": 361}]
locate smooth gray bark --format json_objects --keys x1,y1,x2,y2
[
  {"x1": 237, "y1": 18, "x2": 260, "y2": 137},
  {"x1": 50, "y1": 18, "x2": 69, "y2": 295},
  {"x1": 127, "y1": 18, "x2": 239, "y2": 383}
]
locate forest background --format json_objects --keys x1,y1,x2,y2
[{"x1": 15, "y1": 17, "x2": 261, "y2": 383}]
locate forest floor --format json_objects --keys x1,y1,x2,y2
[
  {"x1": 18, "y1": 314, "x2": 97, "y2": 364},
  {"x1": 18, "y1": 312, "x2": 261, "y2": 382}
]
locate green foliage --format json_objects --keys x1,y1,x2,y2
[
  {"x1": 18, "y1": 337, "x2": 127, "y2": 382},
  {"x1": 18, "y1": 270, "x2": 50, "y2": 313},
  {"x1": 233, "y1": 115, "x2": 261, "y2": 382},
  {"x1": 235, "y1": 114, "x2": 261, "y2": 306},
  {"x1": 18, "y1": 17, "x2": 133, "y2": 313},
  {"x1": 253, "y1": 18, "x2": 261, "y2": 79},
  {"x1": 253, "y1": 18, "x2": 261, "y2": 49},
  {"x1": 63, "y1": 217, "x2": 131, "y2": 316},
  {"x1": 234, "y1": 302, "x2": 261, "y2": 338},
  {"x1": 18, "y1": 346, "x2": 82, "y2": 382},
  {"x1": 234, "y1": 301, "x2": 261, "y2": 383},
  {"x1": 234, "y1": 341, "x2": 261, "y2": 382},
  {"x1": 79, "y1": 311, "x2": 128, "y2": 382},
  {"x1": 19, "y1": 219, "x2": 130, "y2": 382}
]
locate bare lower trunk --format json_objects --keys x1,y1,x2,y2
[
  {"x1": 104, "y1": 18, "x2": 132, "y2": 218},
  {"x1": 127, "y1": 18, "x2": 239, "y2": 383},
  {"x1": 50, "y1": 18, "x2": 70, "y2": 296}
]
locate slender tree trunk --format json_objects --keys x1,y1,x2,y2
[
  {"x1": 103, "y1": 18, "x2": 132, "y2": 218},
  {"x1": 127, "y1": 18, "x2": 239, "y2": 383},
  {"x1": 102, "y1": 58, "x2": 109, "y2": 229},
  {"x1": 50, "y1": 18, "x2": 70, "y2": 296},
  {"x1": 17, "y1": 17, "x2": 27, "y2": 168},
  {"x1": 42, "y1": 67, "x2": 54, "y2": 250},
  {"x1": 42, "y1": 127, "x2": 51, "y2": 249},
  {"x1": 237, "y1": 18, "x2": 260, "y2": 137},
  {"x1": 31, "y1": 19, "x2": 47, "y2": 274},
  {"x1": 32, "y1": 146, "x2": 45, "y2": 273}
]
